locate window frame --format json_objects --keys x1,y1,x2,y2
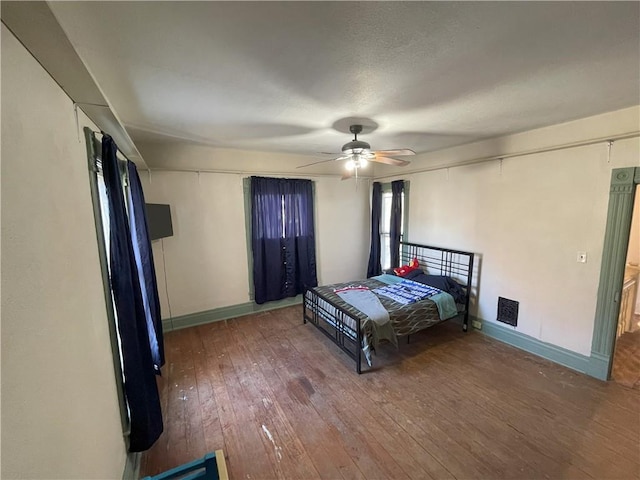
[
  {"x1": 379, "y1": 181, "x2": 410, "y2": 271},
  {"x1": 83, "y1": 127, "x2": 130, "y2": 435},
  {"x1": 242, "y1": 177, "x2": 317, "y2": 302}
]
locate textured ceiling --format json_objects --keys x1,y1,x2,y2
[{"x1": 50, "y1": 1, "x2": 640, "y2": 167}]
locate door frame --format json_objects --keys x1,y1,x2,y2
[{"x1": 589, "y1": 167, "x2": 640, "y2": 380}]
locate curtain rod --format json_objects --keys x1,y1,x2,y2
[
  {"x1": 90, "y1": 130, "x2": 135, "y2": 165},
  {"x1": 374, "y1": 130, "x2": 640, "y2": 181}
]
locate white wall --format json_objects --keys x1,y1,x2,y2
[
  {"x1": 381, "y1": 107, "x2": 640, "y2": 356},
  {"x1": 137, "y1": 144, "x2": 370, "y2": 318},
  {"x1": 1, "y1": 26, "x2": 127, "y2": 479}
]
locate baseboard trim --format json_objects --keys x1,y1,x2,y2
[
  {"x1": 474, "y1": 317, "x2": 591, "y2": 375},
  {"x1": 122, "y1": 451, "x2": 141, "y2": 480},
  {"x1": 162, "y1": 295, "x2": 303, "y2": 332},
  {"x1": 586, "y1": 351, "x2": 611, "y2": 381}
]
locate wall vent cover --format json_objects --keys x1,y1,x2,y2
[{"x1": 497, "y1": 297, "x2": 519, "y2": 326}]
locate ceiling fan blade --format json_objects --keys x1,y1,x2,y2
[
  {"x1": 371, "y1": 156, "x2": 411, "y2": 167},
  {"x1": 373, "y1": 149, "x2": 416, "y2": 157},
  {"x1": 296, "y1": 158, "x2": 338, "y2": 168},
  {"x1": 297, "y1": 155, "x2": 352, "y2": 169}
]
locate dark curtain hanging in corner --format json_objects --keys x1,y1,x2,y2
[
  {"x1": 126, "y1": 160, "x2": 165, "y2": 372},
  {"x1": 366, "y1": 182, "x2": 383, "y2": 277},
  {"x1": 389, "y1": 179, "x2": 405, "y2": 268},
  {"x1": 251, "y1": 176, "x2": 318, "y2": 304},
  {"x1": 102, "y1": 135, "x2": 163, "y2": 452}
]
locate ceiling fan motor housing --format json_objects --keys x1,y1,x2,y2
[{"x1": 342, "y1": 139, "x2": 371, "y2": 154}]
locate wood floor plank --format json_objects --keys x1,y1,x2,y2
[
  {"x1": 198, "y1": 321, "x2": 250, "y2": 480},
  {"x1": 274, "y1": 308, "x2": 446, "y2": 480},
  {"x1": 425, "y1": 331, "x2": 640, "y2": 478},
  {"x1": 290, "y1": 331, "x2": 504, "y2": 479},
  {"x1": 235, "y1": 313, "x2": 363, "y2": 480},
  {"x1": 395, "y1": 324, "x2": 639, "y2": 479},
  {"x1": 225, "y1": 317, "x2": 322, "y2": 480},
  {"x1": 454, "y1": 332, "x2": 640, "y2": 438},
  {"x1": 205, "y1": 319, "x2": 280, "y2": 480},
  {"x1": 139, "y1": 347, "x2": 172, "y2": 475},
  {"x1": 262, "y1": 329, "x2": 410, "y2": 479},
  {"x1": 144, "y1": 328, "x2": 193, "y2": 475},
  {"x1": 187, "y1": 326, "x2": 227, "y2": 457},
  {"x1": 387, "y1": 330, "x2": 595, "y2": 479},
  {"x1": 288, "y1": 319, "x2": 502, "y2": 479},
  {"x1": 141, "y1": 306, "x2": 640, "y2": 480}
]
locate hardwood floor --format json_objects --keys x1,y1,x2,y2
[
  {"x1": 612, "y1": 321, "x2": 640, "y2": 389},
  {"x1": 141, "y1": 306, "x2": 640, "y2": 479}
]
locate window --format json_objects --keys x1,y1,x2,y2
[
  {"x1": 86, "y1": 128, "x2": 165, "y2": 448},
  {"x1": 96, "y1": 171, "x2": 130, "y2": 422},
  {"x1": 380, "y1": 182, "x2": 408, "y2": 270},
  {"x1": 247, "y1": 176, "x2": 318, "y2": 304},
  {"x1": 87, "y1": 139, "x2": 130, "y2": 434}
]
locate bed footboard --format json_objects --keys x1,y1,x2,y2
[{"x1": 303, "y1": 289, "x2": 364, "y2": 373}]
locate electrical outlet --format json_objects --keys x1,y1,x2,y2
[{"x1": 472, "y1": 320, "x2": 482, "y2": 330}]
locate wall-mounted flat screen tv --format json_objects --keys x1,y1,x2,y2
[{"x1": 145, "y1": 203, "x2": 173, "y2": 240}]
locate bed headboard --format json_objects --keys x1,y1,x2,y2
[{"x1": 399, "y1": 241, "x2": 475, "y2": 307}]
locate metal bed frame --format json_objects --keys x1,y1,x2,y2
[{"x1": 303, "y1": 242, "x2": 475, "y2": 373}]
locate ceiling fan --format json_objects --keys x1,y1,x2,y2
[{"x1": 298, "y1": 125, "x2": 415, "y2": 179}]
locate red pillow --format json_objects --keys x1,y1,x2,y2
[{"x1": 394, "y1": 258, "x2": 420, "y2": 276}]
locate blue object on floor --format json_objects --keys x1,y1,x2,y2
[{"x1": 142, "y1": 450, "x2": 228, "y2": 480}]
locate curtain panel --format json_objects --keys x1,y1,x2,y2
[
  {"x1": 251, "y1": 176, "x2": 318, "y2": 304},
  {"x1": 126, "y1": 161, "x2": 165, "y2": 371},
  {"x1": 102, "y1": 135, "x2": 163, "y2": 452},
  {"x1": 389, "y1": 179, "x2": 405, "y2": 268},
  {"x1": 366, "y1": 182, "x2": 383, "y2": 277}
]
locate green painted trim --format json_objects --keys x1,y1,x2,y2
[
  {"x1": 84, "y1": 127, "x2": 130, "y2": 435},
  {"x1": 122, "y1": 452, "x2": 141, "y2": 480},
  {"x1": 162, "y1": 295, "x2": 303, "y2": 332},
  {"x1": 587, "y1": 352, "x2": 611, "y2": 381},
  {"x1": 590, "y1": 167, "x2": 638, "y2": 380},
  {"x1": 242, "y1": 177, "x2": 255, "y2": 301},
  {"x1": 475, "y1": 317, "x2": 591, "y2": 375}
]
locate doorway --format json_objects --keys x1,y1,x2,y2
[
  {"x1": 590, "y1": 167, "x2": 639, "y2": 380},
  {"x1": 610, "y1": 184, "x2": 640, "y2": 388}
]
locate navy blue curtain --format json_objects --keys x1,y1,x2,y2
[
  {"x1": 390, "y1": 180, "x2": 405, "y2": 268},
  {"x1": 126, "y1": 161, "x2": 165, "y2": 372},
  {"x1": 251, "y1": 176, "x2": 317, "y2": 304},
  {"x1": 102, "y1": 135, "x2": 163, "y2": 452},
  {"x1": 366, "y1": 182, "x2": 383, "y2": 277}
]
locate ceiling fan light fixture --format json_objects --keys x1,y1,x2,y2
[{"x1": 296, "y1": 123, "x2": 414, "y2": 175}]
